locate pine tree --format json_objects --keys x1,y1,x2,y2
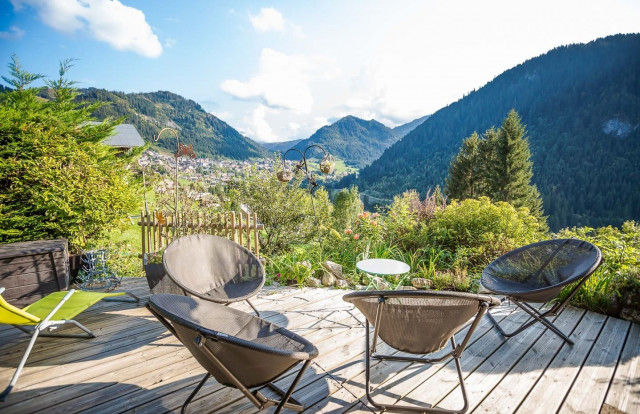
[
  {"x1": 445, "y1": 132, "x2": 482, "y2": 199},
  {"x1": 485, "y1": 110, "x2": 544, "y2": 221},
  {"x1": 445, "y1": 110, "x2": 546, "y2": 229},
  {"x1": 0, "y1": 57, "x2": 140, "y2": 251}
]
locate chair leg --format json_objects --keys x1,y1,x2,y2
[
  {"x1": 246, "y1": 299, "x2": 260, "y2": 317},
  {"x1": 364, "y1": 325, "x2": 469, "y2": 413},
  {"x1": 25, "y1": 320, "x2": 95, "y2": 339},
  {"x1": 1, "y1": 318, "x2": 97, "y2": 402},
  {"x1": 1, "y1": 325, "x2": 43, "y2": 402},
  {"x1": 181, "y1": 373, "x2": 211, "y2": 414},
  {"x1": 486, "y1": 300, "x2": 574, "y2": 345},
  {"x1": 273, "y1": 360, "x2": 311, "y2": 414}
]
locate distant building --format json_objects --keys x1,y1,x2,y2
[{"x1": 103, "y1": 124, "x2": 145, "y2": 150}]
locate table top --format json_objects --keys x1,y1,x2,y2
[{"x1": 356, "y1": 258, "x2": 410, "y2": 276}]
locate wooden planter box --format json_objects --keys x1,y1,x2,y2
[{"x1": 0, "y1": 239, "x2": 70, "y2": 307}]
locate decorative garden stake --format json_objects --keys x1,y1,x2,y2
[
  {"x1": 277, "y1": 144, "x2": 334, "y2": 194},
  {"x1": 277, "y1": 144, "x2": 335, "y2": 241},
  {"x1": 154, "y1": 127, "x2": 196, "y2": 213}
]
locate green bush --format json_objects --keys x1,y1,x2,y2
[
  {"x1": 384, "y1": 188, "x2": 447, "y2": 249},
  {"x1": 0, "y1": 57, "x2": 140, "y2": 252},
  {"x1": 331, "y1": 186, "x2": 362, "y2": 231},
  {"x1": 230, "y1": 157, "x2": 333, "y2": 255},
  {"x1": 557, "y1": 221, "x2": 640, "y2": 315},
  {"x1": 424, "y1": 196, "x2": 544, "y2": 270}
]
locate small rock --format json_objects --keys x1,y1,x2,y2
[
  {"x1": 323, "y1": 260, "x2": 344, "y2": 279},
  {"x1": 300, "y1": 260, "x2": 312, "y2": 269},
  {"x1": 411, "y1": 278, "x2": 433, "y2": 289},
  {"x1": 334, "y1": 279, "x2": 350, "y2": 288},
  {"x1": 620, "y1": 307, "x2": 640, "y2": 323},
  {"x1": 321, "y1": 272, "x2": 336, "y2": 286},
  {"x1": 306, "y1": 276, "x2": 322, "y2": 287},
  {"x1": 397, "y1": 286, "x2": 418, "y2": 290},
  {"x1": 355, "y1": 284, "x2": 367, "y2": 290},
  {"x1": 369, "y1": 276, "x2": 390, "y2": 290}
]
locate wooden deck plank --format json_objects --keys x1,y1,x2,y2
[
  {"x1": 315, "y1": 303, "x2": 518, "y2": 413},
  {"x1": 471, "y1": 307, "x2": 586, "y2": 414},
  {"x1": 384, "y1": 302, "x2": 540, "y2": 411},
  {"x1": 111, "y1": 290, "x2": 357, "y2": 414},
  {"x1": 559, "y1": 317, "x2": 631, "y2": 414},
  {"x1": 0, "y1": 278, "x2": 639, "y2": 414},
  {"x1": 602, "y1": 322, "x2": 640, "y2": 414},
  {"x1": 515, "y1": 310, "x2": 608, "y2": 413}
]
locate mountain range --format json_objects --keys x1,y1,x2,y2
[
  {"x1": 346, "y1": 33, "x2": 640, "y2": 230},
  {"x1": 76, "y1": 88, "x2": 267, "y2": 159},
  {"x1": 260, "y1": 115, "x2": 429, "y2": 167},
  {"x1": 77, "y1": 88, "x2": 425, "y2": 167}
]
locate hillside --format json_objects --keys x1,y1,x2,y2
[
  {"x1": 349, "y1": 34, "x2": 640, "y2": 230},
  {"x1": 76, "y1": 88, "x2": 266, "y2": 159},
  {"x1": 290, "y1": 116, "x2": 399, "y2": 168},
  {"x1": 392, "y1": 114, "x2": 430, "y2": 138},
  {"x1": 260, "y1": 139, "x2": 303, "y2": 153}
]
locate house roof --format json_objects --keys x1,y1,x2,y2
[{"x1": 102, "y1": 124, "x2": 145, "y2": 148}]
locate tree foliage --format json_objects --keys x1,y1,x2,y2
[
  {"x1": 353, "y1": 34, "x2": 640, "y2": 230},
  {"x1": 230, "y1": 157, "x2": 333, "y2": 255},
  {"x1": 331, "y1": 186, "x2": 363, "y2": 231},
  {"x1": 424, "y1": 197, "x2": 545, "y2": 269},
  {"x1": 0, "y1": 57, "x2": 140, "y2": 252},
  {"x1": 446, "y1": 110, "x2": 546, "y2": 229}
]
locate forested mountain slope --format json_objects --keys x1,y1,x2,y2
[
  {"x1": 392, "y1": 114, "x2": 430, "y2": 138},
  {"x1": 290, "y1": 116, "x2": 399, "y2": 168},
  {"x1": 351, "y1": 34, "x2": 640, "y2": 230},
  {"x1": 76, "y1": 88, "x2": 266, "y2": 159}
]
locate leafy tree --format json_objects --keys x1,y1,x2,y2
[
  {"x1": 332, "y1": 186, "x2": 363, "y2": 231},
  {"x1": 230, "y1": 157, "x2": 333, "y2": 254},
  {"x1": 0, "y1": 57, "x2": 140, "y2": 252}
]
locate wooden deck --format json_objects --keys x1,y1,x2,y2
[{"x1": 1, "y1": 278, "x2": 638, "y2": 414}]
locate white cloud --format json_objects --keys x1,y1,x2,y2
[
  {"x1": 288, "y1": 122, "x2": 301, "y2": 133},
  {"x1": 11, "y1": 0, "x2": 162, "y2": 58},
  {"x1": 221, "y1": 48, "x2": 340, "y2": 114},
  {"x1": 250, "y1": 8, "x2": 284, "y2": 33},
  {"x1": 249, "y1": 104, "x2": 279, "y2": 142},
  {"x1": 164, "y1": 37, "x2": 176, "y2": 48},
  {"x1": 0, "y1": 25, "x2": 25, "y2": 39}
]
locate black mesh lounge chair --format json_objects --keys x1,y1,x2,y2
[
  {"x1": 162, "y1": 234, "x2": 265, "y2": 316},
  {"x1": 481, "y1": 239, "x2": 602, "y2": 345},
  {"x1": 147, "y1": 294, "x2": 319, "y2": 414},
  {"x1": 343, "y1": 290, "x2": 500, "y2": 413}
]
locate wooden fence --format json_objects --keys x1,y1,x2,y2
[{"x1": 138, "y1": 210, "x2": 264, "y2": 267}]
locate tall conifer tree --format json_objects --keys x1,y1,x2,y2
[
  {"x1": 445, "y1": 132, "x2": 482, "y2": 199},
  {"x1": 445, "y1": 110, "x2": 545, "y2": 228}
]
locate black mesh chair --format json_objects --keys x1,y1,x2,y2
[
  {"x1": 162, "y1": 234, "x2": 265, "y2": 316},
  {"x1": 147, "y1": 294, "x2": 319, "y2": 414},
  {"x1": 481, "y1": 239, "x2": 603, "y2": 345},
  {"x1": 343, "y1": 290, "x2": 500, "y2": 413}
]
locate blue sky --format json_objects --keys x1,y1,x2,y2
[{"x1": 2, "y1": 0, "x2": 640, "y2": 142}]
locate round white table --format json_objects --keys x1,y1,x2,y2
[{"x1": 356, "y1": 258, "x2": 410, "y2": 277}]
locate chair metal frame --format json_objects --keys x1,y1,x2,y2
[
  {"x1": 482, "y1": 239, "x2": 603, "y2": 345},
  {"x1": 146, "y1": 300, "x2": 314, "y2": 414},
  {"x1": 0, "y1": 288, "x2": 125, "y2": 401},
  {"x1": 349, "y1": 291, "x2": 494, "y2": 414},
  {"x1": 162, "y1": 235, "x2": 265, "y2": 317}
]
